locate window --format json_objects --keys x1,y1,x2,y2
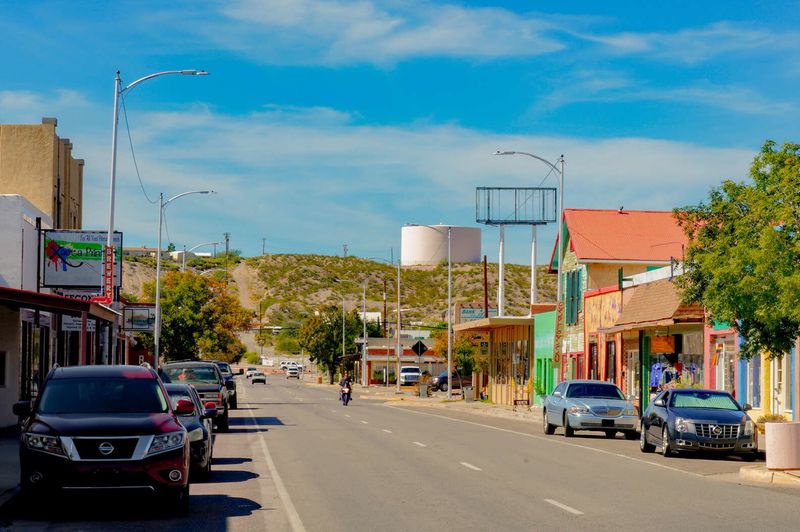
[
  {"x1": 671, "y1": 391, "x2": 740, "y2": 410},
  {"x1": 748, "y1": 357, "x2": 761, "y2": 409},
  {"x1": 565, "y1": 269, "x2": 583, "y2": 325},
  {"x1": 38, "y1": 378, "x2": 168, "y2": 414},
  {"x1": 566, "y1": 383, "x2": 624, "y2": 400}
]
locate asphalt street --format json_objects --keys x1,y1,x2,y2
[{"x1": 4, "y1": 376, "x2": 800, "y2": 531}]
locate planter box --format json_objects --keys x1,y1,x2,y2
[{"x1": 766, "y1": 422, "x2": 800, "y2": 470}]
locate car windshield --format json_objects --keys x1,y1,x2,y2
[
  {"x1": 163, "y1": 366, "x2": 219, "y2": 384},
  {"x1": 670, "y1": 391, "x2": 740, "y2": 410},
  {"x1": 566, "y1": 383, "x2": 624, "y2": 400},
  {"x1": 38, "y1": 378, "x2": 169, "y2": 414},
  {"x1": 166, "y1": 391, "x2": 194, "y2": 411},
  {"x1": 401, "y1": 368, "x2": 419, "y2": 374}
]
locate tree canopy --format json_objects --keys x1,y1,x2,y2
[
  {"x1": 298, "y1": 306, "x2": 363, "y2": 383},
  {"x1": 141, "y1": 271, "x2": 251, "y2": 363},
  {"x1": 675, "y1": 140, "x2": 800, "y2": 360}
]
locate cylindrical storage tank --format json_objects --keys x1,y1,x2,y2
[{"x1": 401, "y1": 225, "x2": 481, "y2": 266}]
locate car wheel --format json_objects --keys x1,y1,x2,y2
[
  {"x1": 640, "y1": 425, "x2": 655, "y2": 453},
  {"x1": 604, "y1": 430, "x2": 617, "y2": 439},
  {"x1": 661, "y1": 426, "x2": 673, "y2": 457},
  {"x1": 741, "y1": 452, "x2": 758, "y2": 462},
  {"x1": 542, "y1": 410, "x2": 556, "y2": 435},
  {"x1": 624, "y1": 430, "x2": 639, "y2": 441},
  {"x1": 563, "y1": 414, "x2": 575, "y2": 438},
  {"x1": 439, "y1": 382, "x2": 448, "y2": 392}
]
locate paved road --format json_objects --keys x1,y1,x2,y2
[{"x1": 4, "y1": 376, "x2": 800, "y2": 531}]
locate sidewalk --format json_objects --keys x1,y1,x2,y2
[{"x1": 0, "y1": 430, "x2": 20, "y2": 512}]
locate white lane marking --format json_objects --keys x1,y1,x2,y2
[
  {"x1": 413, "y1": 441, "x2": 427, "y2": 447},
  {"x1": 544, "y1": 499, "x2": 583, "y2": 515},
  {"x1": 386, "y1": 405, "x2": 705, "y2": 479},
  {"x1": 247, "y1": 406, "x2": 307, "y2": 532},
  {"x1": 345, "y1": 414, "x2": 351, "y2": 418},
  {"x1": 382, "y1": 429, "x2": 392, "y2": 434},
  {"x1": 331, "y1": 410, "x2": 337, "y2": 413},
  {"x1": 460, "y1": 461, "x2": 482, "y2": 471},
  {"x1": 361, "y1": 420, "x2": 368, "y2": 424}
]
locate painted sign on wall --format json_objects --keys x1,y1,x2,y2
[{"x1": 42, "y1": 230, "x2": 122, "y2": 288}]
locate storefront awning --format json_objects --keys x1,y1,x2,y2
[
  {"x1": 454, "y1": 316, "x2": 534, "y2": 333},
  {"x1": 0, "y1": 286, "x2": 119, "y2": 323},
  {"x1": 599, "y1": 278, "x2": 703, "y2": 334}
]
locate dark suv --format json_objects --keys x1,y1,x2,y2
[
  {"x1": 212, "y1": 360, "x2": 237, "y2": 409},
  {"x1": 13, "y1": 365, "x2": 191, "y2": 514},
  {"x1": 161, "y1": 361, "x2": 231, "y2": 431}
]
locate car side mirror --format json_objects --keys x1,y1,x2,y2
[
  {"x1": 174, "y1": 399, "x2": 195, "y2": 416},
  {"x1": 225, "y1": 381, "x2": 234, "y2": 391},
  {"x1": 553, "y1": 391, "x2": 562, "y2": 398},
  {"x1": 743, "y1": 403, "x2": 752, "y2": 411},
  {"x1": 13, "y1": 401, "x2": 31, "y2": 417},
  {"x1": 653, "y1": 399, "x2": 665, "y2": 407},
  {"x1": 203, "y1": 401, "x2": 218, "y2": 419}
]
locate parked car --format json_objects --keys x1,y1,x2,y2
[
  {"x1": 285, "y1": 366, "x2": 300, "y2": 379},
  {"x1": 431, "y1": 370, "x2": 470, "y2": 392},
  {"x1": 212, "y1": 360, "x2": 237, "y2": 409},
  {"x1": 13, "y1": 365, "x2": 191, "y2": 514},
  {"x1": 399, "y1": 366, "x2": 421, "y2": 385},
  {"x1": 164, "y1": 383, "x2": 216, "y2": 479},
  {"x1": 245, "y1": 367, "x2": 258, "y2": 379},
  {"x1": 161, "y1": 361, "x2": 231, "y2": 432},
  {"x1": 640, "y1": 388, "x2": 758, "y2": 459},
  {"x1": 251, "y1": 372, "x2": 267, "y2": 384},
  {"x1": 279, "y1": 361, "x2": 290, "y2": 369},
  {"x1": 542, "y1": 380, "x2": 639, "y2": 439}
]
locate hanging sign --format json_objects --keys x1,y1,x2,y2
[{"x1": 42, "y1": 230, "x2": 122, "y2": 289}]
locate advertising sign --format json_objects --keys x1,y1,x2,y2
[
  {"x1": 459, "y1": 307, "x2": 498, "y2": 322},
  {"x1": 651, "y1": 335, "x2": 676, "y2": 354},
  {"x1": 123, "y1": 306, "x2": 156, "y2": 331},
  {"x1": 62, "y1": 315, "x2": 96, "y2": 332},
  {"x1": 42, "y1": 231, "x2": 122, "y2": 289}
]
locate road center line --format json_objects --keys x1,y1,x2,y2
[
  {"x1": 460, "y1": 461, "x2": 482, "y2": 471},
  {"x1": 413, "y1": 441, "x2": 427, "y2": 447},
  {"x1": 544, "y1": 499, "x2": 583, "y2": 515},
  {"x1": 386, "y1": 405, "x2": 704, "y2": 479},
  {"x1": 382, "y1": 429, "x2": 392, "y2": 434},
  {"x1": 361, "y1": 420, "x2": 368, "y2": 424},
  {"x1": 345, "y1": 414, "x2": 351, "y2": 418}
]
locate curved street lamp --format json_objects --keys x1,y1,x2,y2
[
  {"x1": 154, "y1": 190, "x2": 216, "y2": 366},
  {"x1": 182, "y1": 241, "x2": 223, "y2": 272},
  {"x1": 96, "y1": 69, "x2": 208, "y2": 303}
]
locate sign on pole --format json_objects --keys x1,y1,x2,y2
[
  {"x1": 122, "y1": 306, "x2": 156, "y2": 332},
  {"x1": 42, "y1": 230, "x2": 123, "y2": 289}
]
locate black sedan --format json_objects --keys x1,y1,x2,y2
[
  {"x1": 640, "y1": 388, "x2": 757, "y2": 459},
  {"x1": 164, "y1": 383, "x2": 217, "y2": 479}
]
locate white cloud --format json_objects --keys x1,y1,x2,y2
[
  {"x1": 184, "y1": 0, "x2": 565, "y2": 65},
  {"x1": 581, "y1": 21, "x2": 800, "y2": 64}
]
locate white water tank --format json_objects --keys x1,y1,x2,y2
[{"x1": 401, "y1": 225, "x2": 481, "y2": 266}]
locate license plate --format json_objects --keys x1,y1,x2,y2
[{"x1": 601, "y1": 419, "x2": 614, "y2": 427}]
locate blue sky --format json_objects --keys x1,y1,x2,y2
[{"x1": 1, "y1": 0, "x2": 798, "y2": 264}]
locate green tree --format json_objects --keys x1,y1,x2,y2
[
  {"x1": 142, "y1": 271, "x2": 251, "y2": 363},
  {"x1": 298, "y1": 306, "x2": 362, "y2": 383},
  {"x1": 167, "y1": 242, "x2": 176, "y2": 252},
  {"x1": 674, "y1": 140, "x2": 800, "y2": 360},
  {"x1": 275, "y1": 330, "x2": 301, "y2": 354}
]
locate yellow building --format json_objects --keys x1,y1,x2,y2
[{"x1": 0, "y1": 118, "x2": 83, "y2": 229}]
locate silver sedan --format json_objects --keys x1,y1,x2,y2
[{"x1": 542, "y1": 380, "x2": 639, "y2": 439}]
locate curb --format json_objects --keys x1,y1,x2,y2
[{"x1": 739, "y1": 465, "x2": 800, "y2": 487}]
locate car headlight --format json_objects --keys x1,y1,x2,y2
[
  {"x1": 569, "y1": 405, "x2": 590, "y2": 414},
  {"x1": 744, "y1": 419, "x2": 755, "y2": 436},
  {"x1": 187, "y1": 427, "x2": 204, "y2": 442},
  {"x1": 623, "y1": 406, "x2": 637, "y2": 416},
  {"x1": 147, "y1": 431, "x2": 185, "y2": 456},
  {"x1": 674, "y1": 417, "x2": 692, "y2": 433},
  {"x1": 23, "y1": 433, "x2": 66, "y2": 457}
]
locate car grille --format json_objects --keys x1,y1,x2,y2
[
  {"x1": 695, "y1": 423, "x2": 739, "y2": 439},
  {"x1": 590, "y1": 406, "x2": 623, "y2": 417},
  {"x1": 698, "y1": 441, "x2": 736, "y2": 450},
  {"x1": 73, "y1": 437, "x2": 140, "y2": 460}
]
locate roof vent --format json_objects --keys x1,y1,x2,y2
[{"x1": 41, "y1": 117, "x2": 58, "y2": 126}]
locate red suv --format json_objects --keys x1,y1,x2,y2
[{"x1": 13, "y1": 365, "x2": 191, "y2": 514}]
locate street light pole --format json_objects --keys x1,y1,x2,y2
[
  {"x1": 182, "y1": 241, "x2": 223, "y2": 272},
  {"x1": 396, "y1": 260, "x2": 401, "y2": 393},
  {"x1": 447, "y1": 226, "x2": 452, "y2": 400},
  {"x1": 154, "y1": 190, "x2": 215, "y2": 367},
  {"x1": 99, "y1": 69, "x2": 208, "y2": 303},
  {"x1": 362, "y1": 281, "x2": 368, "y2": 387}
]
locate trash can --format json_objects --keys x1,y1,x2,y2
[
  {"x1": 419, "y1": 384, "x2": 429, "y2": 398},
  {"x1": 463, "y1": 385, "x2": 475, "y2": 402}
]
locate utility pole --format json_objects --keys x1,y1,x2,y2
[
  {"x1": 212, "y1": 242, "x2": 217, "y2": 258},
  {"x1": 224, "y1": 232, "x2": 230, "y2": 288},
  {"x1": 262, "y1": 237, "x2": 266, "y2": 256},
  {"x1": 395, "y1": 260, "x2": 401, "y2": 393},
  {"x1": 343, "y1": 244, "x2": 348, "y2": 257},
  {"x1": 382, "y1": 279, "x2": 388, "y2": 338}
]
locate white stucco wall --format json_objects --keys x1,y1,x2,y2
[{"x1": 0, "y1": 195, "x2": 51, "y2": 290}]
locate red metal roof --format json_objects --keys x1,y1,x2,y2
[{"x1": 550, "y1": 208, "x2": 687, "y2": 266}]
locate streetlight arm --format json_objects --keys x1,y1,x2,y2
[
  {"x1": 123, "y1": 70, "x2": 209, "y2": 93},
  {"x1": 188, "y1": 241, "x2": 223, "y2": 253},
  {"x1": 494, "y1": 151, "x2": 562, "y2": 175},
  {"x1": 164, "y1": 190, "x2": 215, "y2": 207}
]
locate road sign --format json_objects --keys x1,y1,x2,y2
[{"x1": 411, "y1": 340, "x2": 427, "y2": 357}]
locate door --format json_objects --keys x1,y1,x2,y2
[
  {"x1": 549, "y1": 382, "x2": 567, "y2": 424},
  {"x1": 648, "y1": 391, "x2": 668, "y2": 441}
]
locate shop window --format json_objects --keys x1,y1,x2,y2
[
  {"x1": 606, "y1": 342, "x2": 617, "y2": 383},
  {"x1": 748, "y1": 356, "x2": 761, "y2": 409},
  {"x1": 589, "y1": 343, "x2": 598, "y2": 380}
]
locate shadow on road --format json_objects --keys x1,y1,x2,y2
[
  {"x1": 213, "y1": 456, "x2": 253, "y2": 465},
  {"x1": 0, "y1": 493, "x2": 262, "y2": 529},
  {"x1": 205, "y1": 469, "x2": 259, "y2": 483},
  {"x1": 226, "y1": 415, "x2": 288, "y2": 433}
]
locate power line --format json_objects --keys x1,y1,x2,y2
[{"x1": 120, "y1": 94, "x2": 158, "y2": 204}]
